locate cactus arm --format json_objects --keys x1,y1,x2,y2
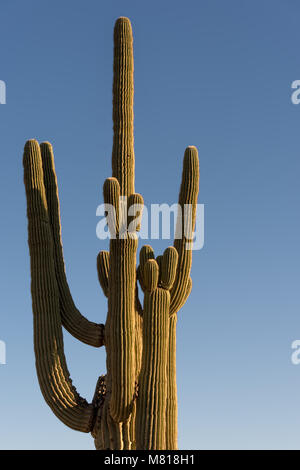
[
  {"x1": 137, "y1": 244, "x2": 155, "y2": 292},
  {"x1": 166, "y1": 314, "x2": 178, "y2": 449},
  {"x1": 143, "y1": 259, "x2": 159, "y2": 291},
  {"x1": 136, "y1": 284, "x2": 170, "y2": 449},
  {"x1": 170, "y1": 145, "x2": 199, "y2": 315},
  {"x1": 161, "y1": 247, "x2": 178, "y2": 290},
  {"x1": 97, "y1": 251, "x2": 109, "y2": 297},
  {"x1": 103, "y1": 177, "x2": 120, "y2": 235},
  {"x1": 161, "y1": 248, "x2": 178, "y2": 450},
  {"x1": 40, "y1": 142, "x2": 104, "y2": 347},
  {"x1": 128, "y1": 193, "x2": 143, "y2": 232},
  {"x1": 23, "y1": 140, "x2": 94, "y2": 432},
  {"x1": 164, "y1": 147, "x2": 199, "y2": 448},
  {"x1": 136, "y1": 250, "x2": 178, "y2": 450}
]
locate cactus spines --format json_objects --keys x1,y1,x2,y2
[{"x1": 23, "y1": 17, "x2": 199, "y2": 450}]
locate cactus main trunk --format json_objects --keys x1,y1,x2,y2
[
  {"x1": 112, "y1": 17, "x2": 135, "y2": 197},
  {"x1": 105, "y1": 18, "x2": 137, "y2": 425}
]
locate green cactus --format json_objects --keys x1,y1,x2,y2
[{"x1": 23, "y1": 17, "x2": 199, "y2": 450}]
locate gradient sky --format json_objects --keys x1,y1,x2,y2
[{"x1": 1, "y1": 0, "x2": 300, "y2": 450}]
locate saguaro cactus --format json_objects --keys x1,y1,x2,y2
[{"x1": 23, "y1": 17, "x2": 199, "y2": 450}]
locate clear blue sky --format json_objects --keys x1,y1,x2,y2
[{"x1": 1, "y1": 0, "x2": 300, "y2": 450}]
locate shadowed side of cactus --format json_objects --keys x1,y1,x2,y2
[{"x1": 23, "y1": 16, "x2": 199, "y2": 450}]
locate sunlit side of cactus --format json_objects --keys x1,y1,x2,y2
[{"x1": 23, "y1": 17, "x2": 199, "y2": 450}]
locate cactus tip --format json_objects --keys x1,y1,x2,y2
[
  {"x1": 186, "y1": 145, "x2": 198, "y2": 152},
  {"x1": 116, "y1": 16, "x2": 131, "y2": 23},
  {"x1": 114, "y1": 17, "x2": 132, "y2": 33},
  {"x1": 24, "y1": 139, "x2": 39, "y2": 150},
  {"x1": 40, "y1": 141, "x2": 52, "y2": 149}
]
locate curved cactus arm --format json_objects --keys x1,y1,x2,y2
[
  {"x1": 170, "y1": 145, "x2": 199, "y2": 315},
  {"x1": 40, "y1": 142, "x2": 104, "y2": 347},
  {"x1": 23, "y1": 140, "x2": 94, "y2": 432},
  {"x1": 164, "y1": 147, "x2": 199, "y2": 449}
]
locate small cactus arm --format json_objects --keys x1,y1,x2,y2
[{"x1": 23, "y1": 16, "x2": 199, "y2": 450}]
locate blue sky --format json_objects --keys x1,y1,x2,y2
[{"x1": 1, "y1": 0, "x2": 300, "y2": 449}]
